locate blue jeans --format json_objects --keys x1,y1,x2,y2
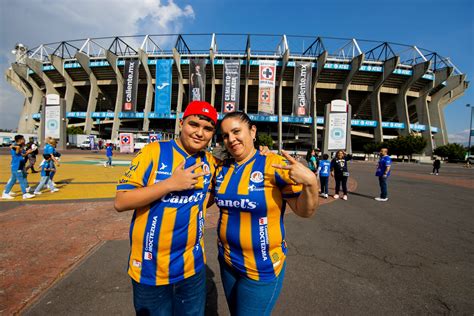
[
  {"x1": 34, "y1": 176, "x2": 54, "y2": 193},
  {"x1": 378, "y1": 176, "x2": 388, "y2": 199},
  {"x1": 131, "y1": 267, "x2": 206, "y2": 316},
  {"x1": 219, "y1": 258, "x2": 286, "y2": 316},
  {"x1": 4, "y1": 170, "x2": 28, "y2": 194},
  {"x1": 319, "y1": 176, "x2": 329, "y2": 194},
  {"x1": 107, "y1": 156, "x2": 112, "y2": 166}
]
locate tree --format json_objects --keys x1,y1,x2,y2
[
  {"x1": 363, "y1": 142, "x2": 382, "y2": 154},
  {"x1": 433, "y1": 143, "x2": 466, "y2": 160},
  {"x1": 257, "y1": 134, "x2": 274, "y2": 149},
  {"x1": 67, "y1": 126, "x2": 84, "y2": 135},
  {"x1": 384, "y1": 134, "x2": 427, "y2": 161}
]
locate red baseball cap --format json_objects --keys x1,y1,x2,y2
[{"x1": 182, "y1": 101, "x2": 218, "y2": 124}]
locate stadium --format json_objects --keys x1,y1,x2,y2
[{"x1": 5, "y1": 33, "x2": 469, "y2": 154}]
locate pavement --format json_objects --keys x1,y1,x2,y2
[{"x1": 1, "y1": 151, "x2": 473, "y2": 315}]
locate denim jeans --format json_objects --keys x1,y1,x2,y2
[
  {"x1": 107, "y1": 156, "x2": 112, "y2": 166},
  {"x1": 219, "y1": 258, "x2": 286, "y2": 316},
  {"x1": 4, "y1": 170, "x2": 27, "y2": 194},
  {"x1": 131, "y1": 267, "x2": 206, "y2": 316},
  {"x1": 378, "y1": 176, "x2": 388, "y2": 199},
  {"x1": 319, "y1": 176, "x2": 329, "y2": 194},
  {"x1": 34, "y1": 176, "x2": 54, "y2": 193}
]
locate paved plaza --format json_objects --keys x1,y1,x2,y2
[{"x1": 0, "y1": 150, "x2": 473, "y2": 315}]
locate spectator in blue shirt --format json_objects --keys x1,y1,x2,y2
[
  {"x1": 375, "y1": 148, "x2": 391, "y2": 202},
  {"x1": 33, "y1": 154, "x2": 58, "y2": 194},
  {"x1": 317, "y1": 154, "x2": 331, "y2": 198},
  {"x1": 105, "y1": 143, "x2": 113, "y2": 167}
]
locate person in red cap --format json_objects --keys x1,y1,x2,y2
[{"x1": 115, "y1": 101, "x2": 218, "y2": 315}]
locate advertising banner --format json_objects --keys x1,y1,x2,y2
[
  {"x1": 327, "y1": 112, "x2": 348, "y2": 150},
  {"x1": 155, "y1": 59, "x2": 172, "y2": 114},
  {"x1": 222, "y1": 60, "x2": 241, "y2": 113},
  {"x1": 292, "y1": 62, "x2": 312, "y2": 116},
  {"x1": 330, "y1": 99, "x2": 348, "y2": 112},
  {"x1": 122, "y1": 60, "x2": 140, "y2": 112},
  {"x1": 119, "y1": 133, "x2": 134, "y2": 153},
  {"x1": 258, "y1": 60, "x2": 276, "y2": 114},
  {"x1": 44, "y1": 105, "x2": 61, "y2": 139},
  {"x1": 189, "y1": 59, "x2": 206, "y2": 102}
]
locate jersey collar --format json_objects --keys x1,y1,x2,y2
[{"x1": 171, "y1": 139, "x2": 203, "y2": 159}]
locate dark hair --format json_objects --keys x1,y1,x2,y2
[
  {"x1": 323, "y1": 154, "x2": 329, "y2": 160},
  {"x1": 306, "y1": 149, "x2": 313, "y2": 161},
  {"x1": 183, "y1": 114, "x2": 216, "y2": 127},
  {"x1": 14, "y1": 135, "x2": 24, "y2": 142},
  {"x1": 221, "y1": 111, "x2": 254, "y2": 130},
  {"x1": 335, "y1": 150, "x2": 345, "y2": 158},
  {"x1": 43, "y1": 154, "x2": 51, "y2": 159}
]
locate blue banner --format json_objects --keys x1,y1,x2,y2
[{"x1": 155, "y1": 59, "x2": 173, "y2": 114}]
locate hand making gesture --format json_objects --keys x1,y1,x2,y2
[
  {"x1": 167, "y1": 161, "x2": 210, "y2": 191},
  {"x1": 272, "y1": 150, "x2": 318, "y2": 186}
]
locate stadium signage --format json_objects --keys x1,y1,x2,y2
[
  {"x1": 258, "y1": 60, "x2": 276, "y2": 115},
  {"x1": 292, "y1": 62, "x2": 312, "y2": 116},
  {"x1": 122, "y1": 60, "x2": 139, "y2": 112},
  {"x1": 190, "y1": 59, "x2": 206, "y2": 102},
  {"x1": 155, "y1": 59, "x2": 173, "y2": 114},
  {"x1": 222, "y1": 60, "x2": 240, "y2": 113}
]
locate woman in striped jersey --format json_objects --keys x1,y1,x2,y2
[{"x1": 213, "y1": 112, "x2": 319, "y2": 315}]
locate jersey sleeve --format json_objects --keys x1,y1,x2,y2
[
  {"x1": 272, "y1": 154, "x2": 303, "y2": 199},
  {"x1": 117, "y1": 144, "x2": 155, "y2": 191}
]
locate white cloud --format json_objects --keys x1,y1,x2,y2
[
  {"x1": 0, "y1": 0, "x2": 194, "y2": 130},
  {"x1": 448, "y1": 129, "x2": 470, "y2": 145}
]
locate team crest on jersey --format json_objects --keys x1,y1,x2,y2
[
  {"x1": 202, "y1": 163, "x2": 210, "y2": 173},
  {"x1": 144, "y1": 252, "x2": 153, "y2": 260},
  {"x1": 250, "y1": 171, "x2": 264, "y2": 183},
  {"x1": 132, "y1": 259, "x2": 142, "y2": 268}
]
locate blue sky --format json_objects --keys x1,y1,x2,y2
[{"x1": 0, "y1": 0, "x2": 472, "y2": 143}]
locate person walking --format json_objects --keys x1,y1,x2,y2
[
  {"x1": 431, "y1": 157, "x2": 441, "y2": 175},
  {"x1": 33, "y1": 154, "x2": 57, "y2": 194},
  {"x1": 318, "y1": 154, "x2": 331, "y2": 198},
  {"x1": 330, "y1": 150, "x2": 351, "y2": 200},
  {"x1": 105, "y1": 143, "x2": 113, "y2": 167},
  {"x1": 2, "y1": 135, "x2": 35, "y2": 200},
  {"x1": 25, "y1": 137, "x2": 39, "y2": 173},
  {"x1": 114, "y1": 101, "x2": 218, "y2": 315},
  {"x1": 214, "y1": 112, "x2": 319, "y2": 315},
  {"x1": 375, "y1": 147, "x2": 392, "y2": 202}
]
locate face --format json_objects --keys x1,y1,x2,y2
[
  {"x1": 380, "y1": 149, "x2": 387, "y2": 156},
  {"x1": 17, "y1": 138, "x2": 25, "y2": 145},
  {"x1": 221, "y1": 117, "x2": 256, "y2": 162},
  {"x1": 179, "y1": 115, "x2": 215, "y2": 154},
  {"x1": 336, "y1": 151, "x2": 344, "y2": 159}
]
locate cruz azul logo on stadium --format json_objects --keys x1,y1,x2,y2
[
  {"x1": 250, "y1": 171, "x2": 264, "y2": 183},
  {"x1": 144, "y1": 215, "x2": 158, "y2": 260},
  {"x1": 259, "y1": 217, "x2": 269, "y2": 261}
]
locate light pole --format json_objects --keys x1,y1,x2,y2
[{"x1": 467, "y1": 104, "x2": 472, "y2": 155}]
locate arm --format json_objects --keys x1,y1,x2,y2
[
  {"x1": 114, "y1": 161, "x2": 208, "y2": 212},
  {"x1": 272, "y1": 151, "x2": 319, "y2": 218},
  {"x1": 384, "y1": 165, "x2": 391, "y2": 177}
]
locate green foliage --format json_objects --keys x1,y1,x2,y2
[
  {"x1": 383, "y1": 134, "x2": 427, "y2": 159},
  {"x1": 67, "y1": 126, "x2": 83, "y2": 135},
  {"x1": 363, "y1": 142, "x2": 383, "y2": 154},
  {"x1": 258, "y1": 134, "x2": 274, "y2": 149},
  {"x1": 433, "y1": 143, "x2": 467, "y2": 160}
]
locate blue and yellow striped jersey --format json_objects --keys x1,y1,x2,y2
[
  {"x1": 117, "y1": 140, "x2": 217, "y2": 286},
  {"x1": 214, "y1": 151, "x2": 302, "y2": 281}
]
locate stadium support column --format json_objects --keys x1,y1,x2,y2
[
  {"x1": 210, "y1": 48, "x2": 216, "y2": 107},
  {"x1": 244, "y1": 37, "x2": 251, "y2": 113},
  {"x1": 429, "y1": 74, "x2": 465, "y2": 146},
  {"x1": 277, "y1": 50, "x2": 289, "y2": 153},
  {"x1": 105, "y1": 50, "x2": 124, "y2": 141},
  {"x1": 413, "y1": 67, "x2": 452, "y2": 155},
  {"x1": 76, "y1": 51, "x2": 100, "y2": 135},
  {"x1": 49, "y1": 54, "x2": 87, "y2": 113},
  {"x1": 395, "y1": 61, "x2": 431, "y2": 136},
  {"x1": 138, "y1": 49, "x2": 153, "y2": 132},
  {"x1": 5, "y1": 67, "x2": 34, "y2": 134},
  {"x1": 173, "y1": 48, "x2": 185, "y2": 136},
  {"x1": 340, "y1": 54, "x2": 364, "y2": 101},
  {"x1": 367, "y1": 56, "x2": 399, "y2": 143},
  {"x1": 312, "y1": 51, "x2": 327, "y2": 149},
  {"x1": 25, "y1": 57, "x2": 59, "y2": 96},
  {"x1": 11, "y1": 63, "x2": 44, "y2": 136}
]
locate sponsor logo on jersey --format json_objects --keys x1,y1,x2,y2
[
  {"x1": 216, "y1": 173, "x2": 224, "y2": 182},
  {"x1": 132, "y1": 259, "x2": 142, "y2": 268},
  {"x1": 248, "y1": 184, "x2": 265, "y2": 192},
  {"x1": 160, "y1": 163, "x2": 167, "y2": 170},
  {"x1": 161, "y1": 192, "x2": 205, "y2": 204},
  {"x1": 215, "y1": 198, "x2": 257, "y2": 210},
  {"x1": 259, "y1": 217, "x2": 269, "y2": 261},
  {"x1": 156, "y1": 163, "x2": 172, "y2": 176},
  {"x1": 144, "y1": 252, "x2": 153, "y2": 260},
  {"x1": 250, "y1": 171, "x2": 264, "y2": 183},
  {"x1": 144, "y1": 216, "x2": 158, "y2": 257}
]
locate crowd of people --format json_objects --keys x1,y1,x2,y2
[{"x1": 2, "y1": 136, "x2": 60, "y2": 200}]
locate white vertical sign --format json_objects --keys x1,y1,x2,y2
[
  {"x1": 258, "y1": 60, "x2": 276, "y2": 114},
  {"x1": 327, "y1": 112, "x2": 347, "y2": 150},
  {"x1": 45, "y1": 106, "x2": 61, "y2": 139}
]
